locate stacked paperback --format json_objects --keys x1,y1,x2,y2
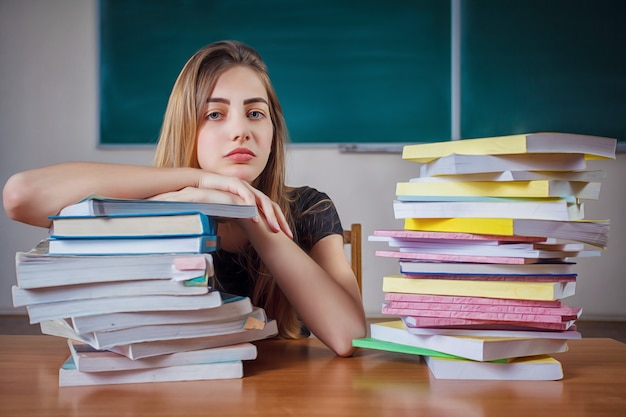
[
  {"x1": 11, "y1": 195, "x2": 278, "y2": 386},
  {"x1": 354, "y1": 132, "x2": 616, "y2": 380}
]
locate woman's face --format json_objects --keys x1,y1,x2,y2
[{"x1": 197, "y1": 66, "x2": 274, "y2": 183}]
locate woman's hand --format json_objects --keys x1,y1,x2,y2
[{"x1": 151, "y1": 173, "x2": 292, "y2": 238}]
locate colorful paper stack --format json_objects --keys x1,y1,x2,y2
[
  {"x1": 11, "y1": 196, "x2": 278, "y2": 386},
  {"x1": 358, "y1": 132, "x2": 616, "y2": 380}
]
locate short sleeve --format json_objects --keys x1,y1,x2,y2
[{"x1": 290, "y1": 186, "x2": 344, "y2": 253}]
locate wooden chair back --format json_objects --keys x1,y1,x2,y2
[{"x1": 343, "y1": 223, "x2": 362, "y2": 295}]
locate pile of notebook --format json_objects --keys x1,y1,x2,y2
[
  {"x1": 354, "y1": 132, "x2": 616, "y2": 380},
  {"x1": 11, "y1": 195, "x2": 278, "y2": 386}
]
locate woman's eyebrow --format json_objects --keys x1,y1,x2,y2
[
  {"x1": 207, "y1": 98, "x2": 229, "y2": 104},
  {"x1": 244, "y1": 97, "x2": 269, "y2": 105}
]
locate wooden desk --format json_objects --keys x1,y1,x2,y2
[{"x1": 1, "y1": 335, "x2": 625, "y2": 417}]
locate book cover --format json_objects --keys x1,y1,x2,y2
[
  {"x1": 59, "y1": 194, "x2": 258, "y2": 218},
  {"x1": 381, "y1": 274, "x2": 576, "y2": 301},
  {"x1": 376, "y1": 250, "x2": 543, "y2": 264},
  {"x1": 15, "y1": 245, "x2": 213, "y2": 289},
  {"x1": 86, "y1": 307, "x2": 267, "y2": 350},
  {"x1": 401, "y1": 133, "x2": 617, "y2": 163},
  {"x1": 403, "y1": 218, "x2": 610, "y2": 248},
  {"x1": 396, "y1": 179, "x2": 601, "y2": 199},
  {"x1": 68, "y1": 339, "x2": 257, "y2": 372},
  {"x1": 113, "y1": 319, "x2": 279, "y2": 360},
  {"x1": 423, "y1": 354, "x2": 563, "y2": 380},
  {"x1": 49, "y1": 212, "x2": 218, "y2": 238},
  {"x1": 370, "y1": 320, "x2": 569, "y2": 362},
  {"x1": 411, "y1": 169, "x2": 606, "y2": 183},
  {"x1": 392, "y1": 199, "x2": 583, "y2": 221},
  {"x1": 401, "y1": 315, "x2": 575, "y2": 331},
  {"x1": 372, "y1": 229, "x2": 547, "y2": 243},
  {"x1": 59, "y1": 356, "x2": 243, "y2": 386},
  {"x1": 69, "y1": 294, "x2": 252, "y2": 333},
  {"x1": 47, "y1": 234, "x2": 218, "y2": 255},
  {"x1": 381, "y1": 304, "x2": 578, "y2": 324},
  {"x1": 397, "y1": 260, "x2": 576, "y2": 275},
  {"x1": 12, "y1": 276, "x2": 209, "y2": 307},
  {"x1": 28, "y1": 290, "x2": 223, "y2": 323}
]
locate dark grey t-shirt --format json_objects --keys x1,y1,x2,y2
[{"x1": 211, "y1": 186, "x2": 344, "y2": 297}]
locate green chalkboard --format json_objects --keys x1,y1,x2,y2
[
  {"x1": 460, "y1": 0, "x2": 626, "y2": 142},
  {"x1": 99, "y1": 0, "x2": 451, "y2": 146}
]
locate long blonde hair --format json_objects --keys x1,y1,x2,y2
[{"x1": 154, "y1": 41, "x2": 301, "y2": 338}]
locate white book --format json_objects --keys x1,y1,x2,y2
[
  {"x1": 47, "y1": 234, "x2": 218, "y2": 255},
  {"x1": 86, "y1": 307, "x2": 267, "y2": 349},
  {"x1": 398, "y1": 261, "x2": 576, "y2": 275},
  {"x1": 70, "y1": 295, "x2": 253, "y2": 333},
  {"x1": 370, "y1": 320, "x2": 569, "y2": 361},
  {"x1": 401, "y1": 317, "x2": 581, "y2": 339},
  {"x1": 392, "y1": 199, "x2": 584, "y2": 221},
  {"x1": 27, "y1": 290, "x2": 222, "y2": 323},
  {"x1": 68, "y1": 339, "x2": 257, "y2": 372},
  {"x1": 59, "y1": 356, "x2": 243, "y2": 386},
  {"x1": 15, "y1": 243, "x2": 212, "y2": 289},
  {"x1": 410, "y1": 169, "x2": 606, "y2": 182},
  {"x1": 41, "y1": 316, "x2": 279, "y2": 360},
  {"x1": 418, "y1": 153, "x2": 588, "y2": 176},
  {"x1": 423, "y1": 355, "x2": 563, "y2": 380},
  {"x1": 113, "y1": 319, "x2": 279, "y2": 360},
  {"x1": 12, "y1": 277, "x2": 209, "y2": 307}
]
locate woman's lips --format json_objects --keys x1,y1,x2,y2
[{"x1": 225, "y1": 147, "x2": 255, "y2": 162}]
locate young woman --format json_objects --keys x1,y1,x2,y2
[{"x1": 3, "y1": 40, "x2": 366, "y2": 356}]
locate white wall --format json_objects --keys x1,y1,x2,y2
[{"x1": 1, "y1": 0, "x2": 625, "y2": 320}]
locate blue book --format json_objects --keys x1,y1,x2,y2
[
  {"x1": 47, "y1": 234, "x2": 218, "y2": 255},
  {"x1": 49, "y1": 212, "x2": 218, "y2": 238}
]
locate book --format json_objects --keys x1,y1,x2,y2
[
  {"x1": 382, "y1": 274, "x2": 576, "y2": 301},
  {"x1": 401, "y1": 317, "x2": 582, "y2": 339},
  {"x1": 392, "y1": 199, "x2": 584, "y2": 221},
  {"x1": 68, "y1": 339, "x2": 257, "y2": 372},
  {"x1": 423, "y1": 354, "x2": 563, "y2": 380},
  {"x1": 395, "y1": 180, "x2": 601, "y2": 199},
  {"x1": 49, "y1": 212, "x2": 217, "y2": 238},
  {"x1": 59, "y1": 194, "x2": 258, "y2": 218},
  {"x1": 417, "y1": 153, "x2": 588, "y2": 176},
  {"x1": 401, "y1": 132, "x2": 617, "y2": 163},
  {"x1": 370, "y1": 320, "x2": 569, "y2": 361},
  {"x1": 59, "y1": 356, "x2": 243, "y2": 386},
  {"x1": 111, "y1": 319, "x2": 279, "y2": 359},
  {"x1": 351, "y1": 337, "x2": 459, "y2": 359},
  {"x1": 41, "y1": 318, "x2": 279, "y2": 360},
  {"x1": 376, "y1": 250, "x2": 549, "y2": 264},
  {"x1": 397, "y1": 260, "x2": 575, "y2": 275},
  {"x1": 372, "y1": 229, "x2": 547, "y2": 243},
  {"x1": 385, "y1": 292, "x2": 570, "y2": 308},
  {"x1": 374, "y1": 239, "x2": 596, "y2": 259},
  {"x1": 83, "y1": 307, "x2": 267, "y2": 350},
  {"x1": 12, "y1": 276, "x2": 209, "y2": 307},
  {"x1": 69, "y1": 294, "x2": 253, "y2": 333},
  {"x1": 47, "y1": 234, "x2": 218, "y2": 255},
  {"x1": 381, "y1": 304, "x2": 578, "y2": 324},
  {"x1": 383, "y1": 300, "x2": 581, "y2": 319},
  {"x1": 393, "y1": 273, "x2": 576, "y2": 283},
  {"x1": 27, "y1": 290, "x2": 223, "y2": 323},
  {"x1": 410, "y1": 169, "x2": 606, "y2": 182},
  {"x1": 401, "y1": 315, "x2": 574, "y2": 331},
  {"x1": 403, "y1": 218, "x2": 610, "y2": 248},
  {"x1": 15, "y1": 244, "x2": 212, "y2": 289}
]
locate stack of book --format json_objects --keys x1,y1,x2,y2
[
  {"x1": 11, "y1": 195, "x2": 278, "y2": 386},
  {"x1": 355, "y1": 132, "x2": 617, "y2": 380}
]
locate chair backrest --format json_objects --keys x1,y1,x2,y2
[{"x1": 343, "y1": 223, "x2": 362, "y2": 295}]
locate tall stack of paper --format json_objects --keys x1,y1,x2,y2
[
  {"x1": 357, "y1": 132, "x2": 616, "y2": 380},
  {"x1": 11, "y1": 196, "x2": 278, "y2": 386}
]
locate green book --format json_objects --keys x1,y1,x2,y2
[{"x1": 352, "y1": 337, "x2": 507, "y2": 363}]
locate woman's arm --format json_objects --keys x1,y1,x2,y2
[
  {"x1": 239, "y1": 217, "x2": 367, "y2": 357},
  {"x1": 3, "y1": 162, "x2": 290, "y2": 234},
  {"x1": 2, "y1": 162, "x2": 204, "y2": 227}
]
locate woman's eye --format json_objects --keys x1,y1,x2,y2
[
  {"x1": 249, "y1": 110, "x2": 264, "y2": 120},
  {"x1": 207, "y1": 111, "x2": 222, "y2": 120}
]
